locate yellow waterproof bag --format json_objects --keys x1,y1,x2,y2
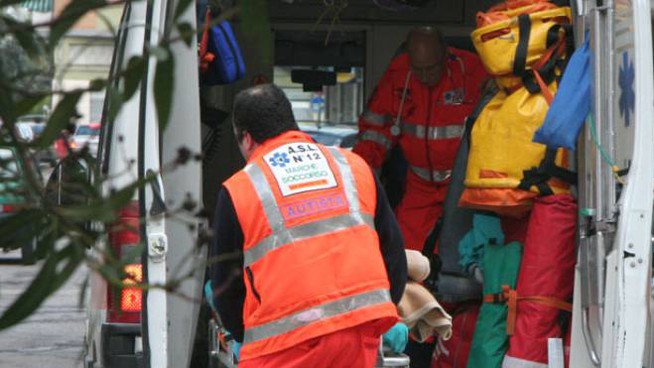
[
  {"x1": 472, "y1": 4, "x2": 572, "y2": 78},
  {"x1": 460, "y1": 83, "x2": 573, "y2": 218}
]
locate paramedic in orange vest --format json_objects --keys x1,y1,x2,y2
[
  {"x1": 353, "y1": 27, "x2": 487, "y2": 253},
  {"x1": 210, "y1": 84, "x2": 408, "y2": 367}
]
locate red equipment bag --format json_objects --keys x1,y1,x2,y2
[
  {"x1": 503, "y1": 194, "x2": 577, "y2": 367},
  {"x1": 432, "y1": 303, "x2": 480, "y2": 368}
]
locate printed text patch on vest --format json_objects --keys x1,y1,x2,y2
[
  {"x1": 281, "y1": 193, "x2": 347, "y2": 221},
  {"x1": 264, "y1": 143, "x2": 338, "y2": 196}
]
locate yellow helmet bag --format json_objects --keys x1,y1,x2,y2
[{"x1": 472, "y1": 4, "x2": 572, "y2": 79}]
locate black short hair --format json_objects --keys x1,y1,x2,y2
[{"x1": 232, "y1": 84, "x2": 298, "y2": 144}]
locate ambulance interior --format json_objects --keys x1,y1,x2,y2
[
  {"x1": 196, "y1": 1, "x2": 499, "y2": 364},
  {"x1": 200, "y1": 0, "x2": 496, "y2": 212}
]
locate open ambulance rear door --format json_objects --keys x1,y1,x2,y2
[
  {"x1": 89, "y1": 0, "x2": 203, "y2": 367},
  {"x1": 571, "y1": 0, "x2": 654, "y2": 366},
  {"x1": 140, "y1": 0, "x2": 204, "y2": 367}
]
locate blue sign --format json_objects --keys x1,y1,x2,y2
[
  {"x1": 311, "y1": 96, "x2": 325, "y2": 112},
  {"x1": 618, "y1": 51, "x2": 635, "y2": 127}
]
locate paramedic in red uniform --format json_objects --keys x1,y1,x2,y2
[
  {"x1": 210, "y1": 84, "x2": 407, "y2": 367},
  {"x1": 353, "y1": 27, "x2": 487, "y2": 253}
]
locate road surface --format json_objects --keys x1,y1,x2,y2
[{"x1": 0, "y1": 250, "x2": 87, "y2": 368}]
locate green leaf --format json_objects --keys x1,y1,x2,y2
[
  {"x1": 57, "y1": 184, "x2": 135, "y2": 222},
  {"x1": 35, "y1": 91, "x2": 83, "y2": 148},
  {"x1": 89, "y1": 79, "x2": 107, "y2": 92},
  {"x1": 149, "y1": 46, "x2": 169, "y2": 61},
  {"x1": 13, "y1": 96, "x2": 47, "y2": 119},
  {"x1": 0, "y1": 87, "x2": 14, "y2": 123},
  {"x1": 0, "y1": 210, "x2": 43, "y2": 251},
  {"x1": 2, "y1": 17, "x2": 41, "y2": 58},
  {"x1": 176, "y1": 22, "x2": 194, "y2": 47},
  {"x1": 105, "y1": 88, "x2": 124, "y2": 124},
  {"x1": 56, "y1": 173, "x2": 153, "y2": 222},
  {"x1": 49, "y1": 0, "x2": 108, "y2": 46},
  {"x1": 153, "y1": 48, "x2": 174, "y2": 132},
  {"x1": 0, "y1": 244, "x2": 83, "y2": 330},
  {"x1": 173, "y1": 0, "x2": 195, "y2": 21},
  {"x1": 123, "y1": 56, "x2": 146, "y2": 101}
]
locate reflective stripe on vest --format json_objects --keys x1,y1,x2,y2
[
  {"x1": 242, "y1": 147, "x2": 375, "y2": 267},
  {"x1": 401, "y1": 122, "x2": 464, "y2": 140},
  {"x1": 411, "y1": 165, "x2": 452, "y2": 182},
  {"x1": 361, "y1": 109, "x2": 389, "y2": 126},
  {"x1": 243, "y1": 288, "x2": 392, "y2": 344},
  {"x1": 358, "y1": 131, "x2": 393, "y2": 149}
]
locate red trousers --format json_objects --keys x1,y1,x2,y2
[
  {"x1": 396, "y1": 172, "x2": 449, "y2": 251},
  {"x1": 239, "y1": 322, "x2": 384, "y2": 368}
]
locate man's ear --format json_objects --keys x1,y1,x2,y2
[{"x1": 242, "y1": 131, "x2": 255, "y2": 151}]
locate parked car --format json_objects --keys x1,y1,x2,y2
[
  {"x1": 300, "y1": 124, "x2": 358, "y2": 149},
  {"x1": 72, "y1": 123, "x2": 101, "y2": 157},
  {"x1": 17, "y1": 114, "x2": 47, "y2": 125},
  {"x1": 0, "y1": 145, "x2": 42, "y2": 263},
  {"x1": 15, "y1": 123, "x2": 35, "y2": 142},
  {"x1": 27, "y1": 122, "x2": 45, "y2": 138}
]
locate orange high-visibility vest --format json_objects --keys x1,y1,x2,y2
[{"x1": 224, "y1": 131, "x2": 399, "y2": 361}]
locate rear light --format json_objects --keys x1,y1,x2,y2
[
  {"x1": 0, "y1": 204, "x2": 15, "y2": 213},
  {"x1": 0, "y1": 204, "x2": 27, "y2": 213},
  {"x1": 107, "y1": 200, "x2": 143, "y2": 324},
  {"x1": 120, "y1": 264, "x2": 143, "y2": 313}
]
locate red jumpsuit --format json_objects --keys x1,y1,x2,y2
[{"x1": 354, "y1": 48, "x2": 487, "y2": 252}]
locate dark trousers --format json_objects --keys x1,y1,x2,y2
[{"x1": 405, "y1": 339, "x2": 436, "y2": 368}]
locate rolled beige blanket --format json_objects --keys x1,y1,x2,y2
[
  {"x1": 405, "y1": 249, "x2": 431, "y2": 282},
  {"x1": 398, "y1": 282, "x2": 453, "y2": 342}
]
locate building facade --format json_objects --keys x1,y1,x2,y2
[{"x1": 51, "y1": 0, "x2": 123, "y2": 125}]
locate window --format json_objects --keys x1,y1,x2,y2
[
  {"x1": 274, "y1": 66, "x2": 364, "y2": 126},
  {"x1": 76, "y1": 125, "x2": 100, "y2": 136},
  {"x1": 0, "y1": 148, "x2": 19, "y2": 178}
]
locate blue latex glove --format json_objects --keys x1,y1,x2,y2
[
  {"x1": 382, "y1": 322, "x2": 409, "y2": 354},
  {"x1": 204, "y1": 280, "x2": 218, "y2": 315},
  {"x1": 232, "y1": 340, "x2": 241, "y2": 362}
]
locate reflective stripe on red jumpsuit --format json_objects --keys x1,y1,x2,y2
[{"x1": 353, "y1": 47, "x2": 488, "y2": 252}]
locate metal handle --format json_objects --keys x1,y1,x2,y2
[{"x1": 582, "y1": 307, "x2": 602, "y2": 366}]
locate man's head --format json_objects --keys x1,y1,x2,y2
[
  {"x1": 407, "y1": 27, "x2": 448, "y2": 86},
  {"x1": 232, "y1": 83, "x2": 298, "y2": 159}
]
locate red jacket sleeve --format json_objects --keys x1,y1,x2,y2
[{"x1": 353, "y1": 69, "x2": 398, "y2": 170}]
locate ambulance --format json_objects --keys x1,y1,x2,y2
[{"x1": 84, "y1": 0, "x2": 654, "y2": 367}]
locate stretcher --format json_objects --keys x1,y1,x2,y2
[
  {"x1": 376, "y1": 342, "x2": 411, "y2": 368},
  {"x1": 208, "y1": 316, "x2": 238, "y2": 368}
]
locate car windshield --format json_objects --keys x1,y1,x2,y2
[
  {"x1": 31, "y1": 125, "x2": 45, "y2": 135},
  {"x1": 305, "y1": 131, "x2": 341, "y2": 146},
  {"x1": 76, "y1": 126, "x2": 100, "y2": 136},
  {"x1": 0, "y1": 148, "x2": 19, "y2": 178}
]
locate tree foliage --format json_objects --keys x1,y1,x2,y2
[{"x1": 0, "y1": 0, "x2": 269, "y2": 331}]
